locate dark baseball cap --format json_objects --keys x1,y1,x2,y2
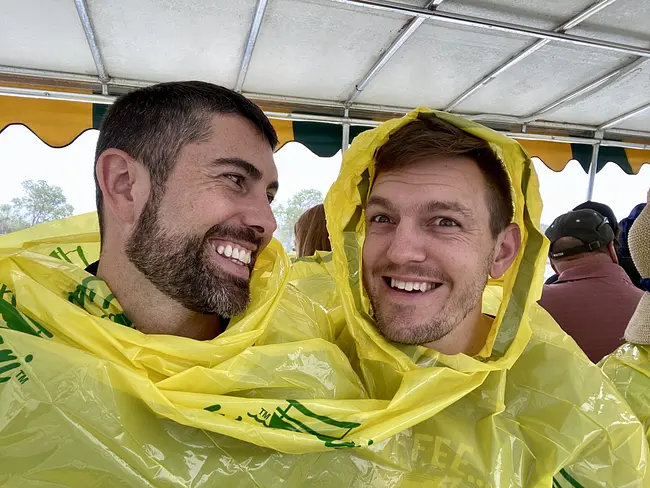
[
  {"x1": 545, "y1": 209, "x2": 615, "y2": 259},
  {"x1": 572, "y1": 201, "x2": 619, "y2": 237}
]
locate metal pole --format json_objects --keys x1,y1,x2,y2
[
  {"x1": 586, "y1": 142, "x2": 600, "y2": 200},
  {"x1": 73, "y1": 0, "x2": 109, "y2": 84},
  {"x1": 526, "y1": 58, "x2": 647, "y2": 120},
  {"x1": 0, "y1": 85, "x2": 115, "y2": 104},
  {"x1": 345, "y1": 0, "x2": 443, "y2": 106},
  {"x1": 326, "y1": 0, "x2": 650, "y2": 58},
  {"x1": 342, "y1": 108, "x2": 351, "y2": 152},
  {"x1": 0, "y1": 65, "x2": 100, "y2": 84},
  {"x1": 3, "y1": 83, "x2": 650, "y2": 152},
  {"x1": 598, "y1": 101, "x2": 650, "y2": 130},
  {"x1": 234, "y1": 0, "x2": 270, "y2": 92},
  {"x1": 245, "y1": 91, "x2": 347, "y2": 110},
  {"x1": 3, "y1": 83, "x2": 650, "y2": 146},
  {"x1": 444, "y1": 0, "x2": 617, "y2": 111},
  {"x1": 6, "y1": 65, "x2": 650, "y2": 139},
  {"x1": 503, "y1": 131, "x2": 650, "y2": 150}
]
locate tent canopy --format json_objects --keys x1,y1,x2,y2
[{"x1": 2, "y1": 0, "x2": 650, "y2": 177}]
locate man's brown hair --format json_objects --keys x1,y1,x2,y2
[
  {"x1": 373, "y1": 114, "x2": 514, "y2": 237},
  {"x1": 294, "y1": 204, "x2": 331, "y2": 257},
  {"x1": 94, "y1": 81, "x2": 278, "y2": 243}
]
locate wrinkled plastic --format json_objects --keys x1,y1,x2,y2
[
  {"x1": 1, "y1": 106, "x2": 648, "y2": 486},
  {"x1": 601, "y1": 344, "x2": 650, "y2": 440},
  {"x1": 305, "y1": 107, "x2": 647, "y2": 486},
  {"x1": 0, "y1": 216, "x2": 376, "y2": 487}
]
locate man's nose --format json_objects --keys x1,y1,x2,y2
[
  {"x1": 385, "y1": 222, "x2": 426, "y2": 265},
  {"x1": 241, "y1": 194, "x2": 277, "y2": 239}
]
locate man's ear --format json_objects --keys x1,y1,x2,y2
[
  {"x1": 96, "y1": 149, "x2": 150, "y2": 228},
  {"x1": 607, "y1": 242, "x2": 618, "y2": 264},
  {"x1": 490, "y1": 223, "x2": 521, "y2": 279}
]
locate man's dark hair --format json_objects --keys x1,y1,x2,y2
[
  {"x1": 94, "y1": 81, "x2": 278, "y2": 240},
  {"x1": 373, "y1": 114, "x2": 514, "y2": 237}
]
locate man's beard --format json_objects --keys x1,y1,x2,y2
[
  {"x1": 125, "y1": 193, "x2": 260, "y2": 317},
  {"x1": 364, "y1": 257, "x2": 492, "y2": 346}
]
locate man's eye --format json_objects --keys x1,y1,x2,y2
[
  {"x1": 225, "y1": 174, "x2": 244, "y2": 186},
  {"x1": 433, "y1": 217, "x2": 458, "y2": 227},
  {"x1": 370, "y1": 215, "x2": 392, "y2": 224},
  {"x1": 267, "y1": 193, "x2": 275, "y2": 204}
]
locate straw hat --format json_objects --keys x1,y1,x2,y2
[{"x1": 624, "y1": 193, "x2": 650, "y2": 344}]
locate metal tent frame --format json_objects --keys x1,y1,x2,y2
[{"x1": 2, "y1": 0, "x2": 650, "y2": 198}]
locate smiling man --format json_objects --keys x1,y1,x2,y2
[
  {"x1": 314, "y1": 109, "x2": 649, "y2": 486},
  {"x1": 362, "y1": 118, "x2": 520, "y2": 356},
  {"x1": 91, "y1": 81, "x2": 279, "y2": 339},
  {"x1": 0, "y1": 82, "x2": 372, "y2": 486}
]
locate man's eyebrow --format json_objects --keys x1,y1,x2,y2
[
  {"x1": 211, "y1": 157, "x2": 262, "y2": 180},
  {"x1": 419, "y1": 200, "x2": 475, "y2": 218},
  {"x1": 366, "y1": 195, "x2": 475, "y2": 219},
  {"x1": 366, "y1": 195, "x2": 397, "y2": 212},
  {"x1": 267, "y1": 180, "x2": 279, "y2": 192}
]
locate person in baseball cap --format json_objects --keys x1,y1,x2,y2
[
  {"x1": 546, "y1": 209, "x2": 615, "y2": 260},
  {"x1": 539, "y1": 209, "x2": 643, "y2": 362},
  {"x1": 544, "y1": 201, "x2": 620, "y2": 284}
]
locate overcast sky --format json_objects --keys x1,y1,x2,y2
[{"x1": 1, "y1": 124, "x2": 649, "y2": 227}]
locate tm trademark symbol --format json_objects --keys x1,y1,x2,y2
[
  {"x1": 259, "y1": 408, "x2": 271, "y2": 421},
  {"x1": 16, "y1": 354, "x2": 32, "y2": 385}
]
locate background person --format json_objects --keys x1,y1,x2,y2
[
  {"x1": 539, "y1": 209, "x2": 643, "y2": 362},
  {"x1": 544, "y1": 200, "x2": 619, "y2": 285},
  {"x1": 294, "y1": 203, "x2": 331, "y2": 257},
  {"x1": 619, "y1": 202, "x2": 648, "y2": 289}
]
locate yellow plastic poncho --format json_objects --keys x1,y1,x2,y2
[
  {"x1": 0, "y1": 108, "x2": 647, "y2": 487},
  {"x1": 600, "y1": 343, "x2": 650, "y2": 440},
  {"x1": 294, "y1": 108, "x2": 649, "y2": 486},
  {"x1": 601, "y1": 201, "x2": 650, "y2": 441},
  {"x1": 0, "y1": 215, "x2": 371, "y2": 487}
]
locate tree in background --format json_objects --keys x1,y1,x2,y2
[
  {"x1": 0, "y1": 204, "x2": 28, "y2": 235},
  {"x1": 0, "y1": 180, "x2": 74, "y2": 235},
  {"x1": 273, "y1": 189, "x2": 324, "y2": 250},
  {"x1": 11, "y1": 180, "x2": 74, "y2": 227}
]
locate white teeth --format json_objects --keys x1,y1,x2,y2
[
  {"x1": 213, "y1": 243, "x2": 252, "y2": 265},
  {"x1": 390, "y1": 279, "x2": 435, "y2": 292}
]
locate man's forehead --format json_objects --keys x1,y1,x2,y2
[
  {"x1": 373, "y1": 158, "x2": 483, "y2": 193},
  {"x1": 182, "y1": 114, "x2": 277, "y2": 177},
  {"x1": 368, "y1": 158, "x2": 488, "y2": 214}
]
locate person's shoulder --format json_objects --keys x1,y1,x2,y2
[
  {"x1": 514, "y1": 302, "x2": 596, "y2": 372},
  {"x1": 538, "y1": 281, "x2": 565, "y2": 307}
]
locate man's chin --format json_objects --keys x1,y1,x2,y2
[{"x1": 374, "y1": 313, "x2": 438, "y2": 345}]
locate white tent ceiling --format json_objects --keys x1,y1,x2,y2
[{"x1": 2, "y1": 0, "x2": 650, "y2": 142}]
